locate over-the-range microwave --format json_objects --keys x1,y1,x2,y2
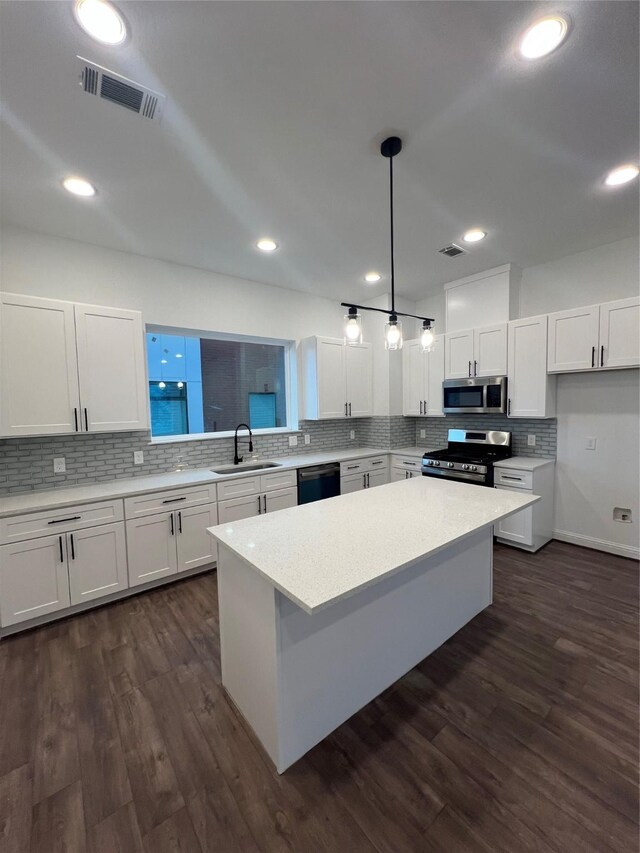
[{"x1": 442, "y1": 376, "x2": 508, "y2": 414}]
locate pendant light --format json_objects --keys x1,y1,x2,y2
[{"x1": 342, "y1": 137, "x2": 434, "y2": 351}]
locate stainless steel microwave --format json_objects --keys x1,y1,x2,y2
[{"x1": 442, "y1": 376, "x2": 507, "y2": 414}]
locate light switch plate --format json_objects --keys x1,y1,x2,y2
[
  {"x1": 289, "y1": 435, "x2": 298, "y2": 447},
  {"x1": 527, "y1": 434, "x2": 536, "y2": 447},
  {"x1": 134, "y1": 451, "x2": 144, "y2": 465},
  {"x1": 420, "y1": 429, "x2": 426, "y2": 439},
  {"x1": 585, "y1": 436, "x2": 597, "y2": 451},
  {"x1": 304, "y1": 434, "x2": 310, "y2": 445},
  {"x1": 53, "y1": 457, "x2": 66, "y2": 473}
]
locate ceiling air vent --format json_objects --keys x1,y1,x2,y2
[
  {"x1": 77, "y1": 56, "x2": 166, "y2": 122},
  {"x1": 438, "y1": 243, "x2": 467, "y2": 258}
]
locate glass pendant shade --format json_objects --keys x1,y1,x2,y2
[
  {"x1": 344, "y1": 309, "x2": 363, "y2": 345},
  {"x1": 384, "y1": 315, "x2": 403, "y2": 351},
  {"x1": 420, "y1": 323, "x2": 434, "y2": 352}
]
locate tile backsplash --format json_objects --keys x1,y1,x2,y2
[
  {"x1": 414, "y1": 415, "x2": 557, "y2": 458},
  {"x1": 0, "y1": 415, "x2": 556, "y2": 495}
]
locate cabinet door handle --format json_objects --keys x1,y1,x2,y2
[
  {"x1": 177, "y1": 511, "x2": 182, "y2": 533},
  {"x1": 348, "y1": 402, "x2": 352, "y2": 416},
  {"x1": 162, "y1": 496, "x2": 186, "y2": 504},
  {"x1": 591, "y1": 346, "x2": 596, "y2": 368},
  {"x1": 69, "y1": 532, "x2": 75, "y2": 560},
  {"x1": 59, "y1": 535, "x2": 64, "y2": 563},
  {"x1": 344, "y1": 402, "x2": 348, "y2": 416},
  {"x1": 419, "y1": 400, "x2": 423, "y2": 415},
  {"x1": 263, "y1": 494, "x2": 267, "y2": 513},
  {"x1": 423, "y1": 399, "x2": 427, "y2": 413},
  {"x1": 84, "y1": 408, "x2": 89, "y2": 431},
  {"x1": 48, "y1": 516, "x2": 81, "y2": 525},
  {"x1": 473, "y1": 360, "x2": 477, "y2": 376},
  {"x1": 405, "y1": 471, "x2": 409, "y2": 479},
  {"x1": 600, "y1": 345, "x2": 604, "y2": 367},
  {"x1": 257, "y1": 496, "x2": 262, "y2": 514},
  {"x1": 367, "y1": 473, "x2": 370, "y2": 487},
  {"x1": 468, "y1": 361, "x2": 472, "y2": 377},
  {"x1": 363, "y1": 474, "x2": 367, "y2": 488},
  {"x1": 507, "y1": 398, "x2": 511, "y2": 416},
  {"x1": 170, "y1": 513, "x2": 175, "y2": 535},
  {"x1": 74, "y1": 408, "x2": 79, "y2": 432}
]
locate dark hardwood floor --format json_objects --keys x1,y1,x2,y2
[{"x1": 0, "y1": 540, "x2": 638, "y2": 853}]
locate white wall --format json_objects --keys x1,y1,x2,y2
[
  {"x1": 0, "y1": 224, "x2": 347, "y2": 343},
  {"x1": 554, "y1": 370, "x2": 639, "y2": 558}
]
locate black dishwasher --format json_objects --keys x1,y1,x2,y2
[{"x1": 297, "y1": 463, "x2": 341, "y2": 504}]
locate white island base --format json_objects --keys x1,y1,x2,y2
[{"x1": 217, "y1": 527, "x2": 492, "y2": 773}]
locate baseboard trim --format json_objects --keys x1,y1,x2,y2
[{"x1": 553, "y1": 529, "x2": 640, "y2": 561}]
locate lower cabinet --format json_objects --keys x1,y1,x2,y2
[
  {"x1": 264, "y1": 486, "x2": 297, "y2": 514},
  {"x1": 391, "y1": 468, "x2": 420, "y2": 482},
  {"x1": 218, "y1": 486, "x2": 297, "y2": 523},
  {"x1": 68, "y1": 522, "x2": 128, "y2": 605},
  {"x1": 0, "y1": 534, "x2": 71, "y2": 627},
  {"x1": 341, "y1": 468, "x2": 389, "y2": 493},
  {"x1": 126, "y1": 502, "x2": 218, "y2": 587},
  {"x1": 494, "y1": 494, "x2": 534, "y2": 547},
  {"x1": 493, "y1": 461, "x2": 555, "y2": 553}
]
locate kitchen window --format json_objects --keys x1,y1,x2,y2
[{"x1": 146, "y1": 329, "x2": 293, "y2": 440}]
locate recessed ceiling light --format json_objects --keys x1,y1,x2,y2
[
  {"x1": 519, "y1": 16, "x2": 569, "y2": 60},
  {"x1": 364, "y1": 272, "x2": 381, "y2": 283},
  {"x1": 256, "y1": 238, "x2": 278, "y2": 252},
  {"x1": 74, "y1": 0, "x2": 127, "y2": 45},
  {"x1": 462, "y1": 228, "x2": 487, "y2": 243},
  {"x1": 175, "y1": 353, "x2": 183, "y2": 358},
  {"x1": 62, "y1": 176, "x2": 96, "y2": 197},
  {"x1": 604, "y1": 164, "x2": 639, "y2": 187}
]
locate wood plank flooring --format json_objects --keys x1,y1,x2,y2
[{"x1": 0, "y1": 540, "x2": 637, "y2": 852}]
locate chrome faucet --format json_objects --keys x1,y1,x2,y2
[{"x1": 234, "y1": 423, "x2": 253, "y2": 465}]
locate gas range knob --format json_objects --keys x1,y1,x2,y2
[
  {"x1": 433, "y1": 461, "x2": 440, "y2": 467},
  {"x1": 446, "y1": 462, "x2": 454, "y2": 468},
  {"x1": 462, "y1": 464, "x2": 469, "y2": 470},
  {"x1": 471, "y1": 465, "x2": 478, "y2": 472}
]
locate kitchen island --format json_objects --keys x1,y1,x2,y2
[{"x1": 208, "y1": 476, "x2": 538, "y2": 773}]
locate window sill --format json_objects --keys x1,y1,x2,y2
[{"x1": 149, "y1": 428, "x2": 300, "y2": 446}]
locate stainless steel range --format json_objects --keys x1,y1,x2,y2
[{"x1": 422, "y1": 429, "x2": 512, "y2": 487}]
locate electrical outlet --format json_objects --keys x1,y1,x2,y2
[
  {"x1": 613, "y1": 507, "x2": 632, "y2": 523},
  {"x1": 53, "y1": 457, "x2": 66, "y2": 474},
  {"x1": 134, "y1": 451, "x2": 144, "y2": 465},
  {"x1": 288, "y1": 435, "x2": 298, "y2": 447},
  {"x1": 527, "y1": 434, "x2": 536, "y2": 447},
  {"x1": 420, "y1": 429, "x2": 426, "y2": 439},
  {"x1": 585, "y1": 436, "x2": 597, "y2": 451},
  {"x1": 350, "y1": 430, "x2": 355, "y2": 440},
  {"x1": 304, "y1": 434, "x2": 310, "y2": 445}
]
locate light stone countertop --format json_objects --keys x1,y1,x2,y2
[
  {"x1": 209, "y1": 476, "x2": 539, "y2": 615},
  {"x1": 494, "y1": 456, "x2": 555, "y2": 471},
  {"x1": 390, "y1": 446, "x2": 440, "y2": 458},
  {"x1": 0, "y1": 447, "x2": 396, "y2": 518}
]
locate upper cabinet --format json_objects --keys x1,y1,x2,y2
[
  {"x1": 547, "y1": 297, "x2": 639, "y2": 373},
  {"x1": 298, "y1": 336, "x2": 373, "y2": 420},
  {"x1": 0, "y1": 293, "x2": 149, "y2": 438},
  {"x1": 507, "y1": 315, "x2": 556, "y2": 418},
  {"x1": 445, "y1": 323, "x2": 507, "y2": 379},
  {"x1": 402, "y1": 335, "x2": 445, "y2": 416}
]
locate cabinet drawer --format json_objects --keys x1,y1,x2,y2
[
  {"x1": 260, "y1": 468, "x2": 297, "y2": 492},
  {"x1": 494, "y1": 468, "x2": 533, "y2": 490},
  {"x1": 366, "y1": 455, "x2": 388, "y2": 472},
  {"x1": 0, "y1": 499, "x2": 124, "y2": 545},
  {"x1": 340, "y1": 460, "x2": 366, "y2": 476},
  {"x1": 124, "y1": 484, "x2": 217, "y2": 518},
  {"x1": 216, "y1": 476, "x2": 261, "y2": 501},
  {"x1": 390, "y1": 455, "x2": 421, "y2": 471}
]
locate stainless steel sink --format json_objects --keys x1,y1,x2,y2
[{"x1": 211, "y1": 462, "x2": 282, "y2": 475}]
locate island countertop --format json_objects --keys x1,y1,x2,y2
[{"x1": 209, "y1": 477, "x2": 538, "y2": 614}]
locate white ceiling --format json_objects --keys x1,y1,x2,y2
[{"x1": 0, "y1": 1, "x2": 638, "y2": 303}]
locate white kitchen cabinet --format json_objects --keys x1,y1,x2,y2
[
  {"x1": 494, "y1": 459, "x2": 554, "y2": 553},
  {"x1": 340, "y1": 458, "x2": 388, "y2": 493},
  {"x1": 0, "y1": 534, "x2": 71, "y2": 627},
  {"x1": 217, "y1": 494, "x2": 263, "y2": 524},
  {"x1": 402, "y1": 335, "x2": 445, "y2": 416},
  {"x1": 445, "y1": 324, "x2": 507, "y2": 379},
  {"x1": 126, "y1": 512, "x2": 178, "y2": 587},
  {"x1": 0, "y1": 293, "x2": 80, "y2": 437},
  {"x1": 74, "y1": 303, "x2": 149, "y2": 432},
  {"x1": 367, "y1": 469, "x2": 389, "y2": 488},
  {"x1": 547, "y1": 305, "x2": 600, "y2": 372},
  {"x1": 67, "y1": 521, "x2": 128, "y2": 605},
  {"x1": 176, "y1": 503, "x2": 219, "y2": 573},
  {"x1": 0, "y1": 293, "x2": 148, "y2": 437},
  {"x1": 340, "y1": 471, "x2": 366, "y2": 494},
  {"x1": 298, "y1": 336, "x2": 372, "y2": 419},
  {"x1": 264, "y1": 486, "x2": 298, "y2": 514},
  {"x1": 507, "y1": 315, "x2": 556, "y2": 418},
  {"x1": 548, "y1": 298, "x2": 640, "y2": 372},
  {"x1": 599, "y1": 297, "x2": 640, "y2": 369}
]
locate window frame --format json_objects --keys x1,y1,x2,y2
[{"x1": 145, "y1": 324, "x2": 298, "y2": 443}]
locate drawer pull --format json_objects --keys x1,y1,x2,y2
[
  {"x1": 501, "y1": 475, "x2": 523, "y2": 481},
  {"x1": 162, "y1": 496, "x2": 187, "y2": 504},
  {"x1": 48, "y1": 516, "x2": 81, "y2": 525},
  {"x1": 346, "y1": 465, "x2": 359, "y2": 470},
  {"x1": 371, "y1": 460, "x2": 384, "y2": 465}
]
